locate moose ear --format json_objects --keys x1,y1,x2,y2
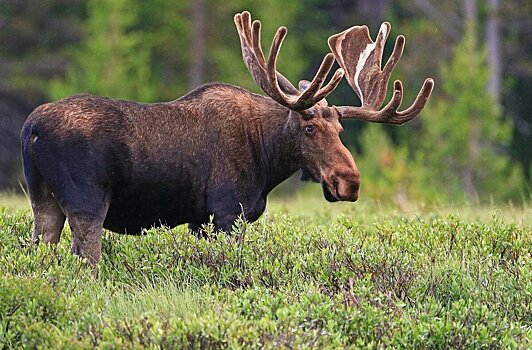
[{"x1": 298, "y1": 80, "x2": 311, "y2": 92}]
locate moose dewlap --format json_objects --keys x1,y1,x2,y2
[{"x1": 21, "y1": 11, "x2": 433, "y2": 265}]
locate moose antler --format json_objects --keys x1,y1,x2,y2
[
  {"x1": 328, "y1": 22, "x2": 434, "y2": 124},
  {"x1": 234, "y1": 11, "x2": 344, "y2": 111}
]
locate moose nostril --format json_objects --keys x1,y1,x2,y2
[
  {"x1": 350, "y1": 182, "x2": 359, "y2": 194},
  {"x1": 333, "y1": 178, "x2": 341, "y2": 197}
]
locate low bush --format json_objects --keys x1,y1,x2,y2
[{"x1": 0, "y1": 201, "x2": 530, "y2": 348}]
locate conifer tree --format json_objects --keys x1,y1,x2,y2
[
  {"x1": 49, "y1": 0, "x2": 156, "y2": 102},
  {"x1": 417, "y1": 23, "x2": 521, "y2": 201}
]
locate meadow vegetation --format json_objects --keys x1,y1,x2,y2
[
  {"x1": 1, "y1": 2, "x2": 530, "y2": 348},
  {"x1": 0, "y1": 189, "x2": 530, "y2": 348}
]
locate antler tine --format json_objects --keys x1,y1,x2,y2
[
  {"x1": 234, "y1": 11, "x2": 343, "y2": 111},
  {"x1": 246, "y1": 13, "x2": 298, "y2": 95},
  {"x1": 266, "y1": 26, "x2": 291, "y2": 103},
  {"x1": 294, "y1": 53, "x2": 343, "y2": 109},
  {"x1": 382, "y1": 35, "x2": 405, "y2": 81},
  {"x1": 252, "y1": 17, "x2": 302, "y2": 96},
  {"x1": 395, "y1": 78, "x2": 434, "y2": 117},
  {"x1": 295, "y1": 54, "x2": 333, "y2": 105},
  {"x1": 336, "y1": 78, "x2": 434, "y2": 124},
  {"x1": 251, "y1": 20, "x2": 266, "y2": 66},
  {"x1": 312, "y1": 65, "x2": 345, "y2": 102},
  {"x1": 241, "y1": 11, "x2": 252, "y2": 44},
  {"x1": 329, "y1": 22, "x2": 434, "y2": 124},
  {"x1": 235, "y1": 11, "x2": 298, "y2": 106}
]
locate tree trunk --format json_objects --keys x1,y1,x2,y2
[
  {"x1": 463, "y1": 0, "x2": 480, "y2": 201},
  {"x1": 189, "y1": 0, "x2": 206, "y2": 89},
  {"x1": 463, "y1": 0, "x2": 477, "y2": 24},
  {"x1": 464, "y1": 118, "x2": 480, "y2": 202},
  {"x1": 413, "y1": 0, "x2": 462, "y2": 41},
  {"x1": 486, "y1": 0, "x2": 501, "y2": 105}
]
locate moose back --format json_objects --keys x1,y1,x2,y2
[{"x1": 21, "y1": 12, "x2": 433, "y2": 264}]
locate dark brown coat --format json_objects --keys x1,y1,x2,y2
[{"x1": 21, "y1": 83, "x2": 359, "y2": 264}]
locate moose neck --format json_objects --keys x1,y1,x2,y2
[{"x1": 248, "y1": 98, "x2": 302, "y2": 195}]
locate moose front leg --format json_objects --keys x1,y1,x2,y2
[
  {"x1": 206, "y1": 186, "x2": 267, "y2": 234},
  {"x1": 187, "y1": 214, "x2": 239, "y2": 236},
  {"x1": 187, "y1": 219, "x2": 234, "y2": 238}
]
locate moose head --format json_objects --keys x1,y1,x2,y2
[{"x1": 234, "y1": 11, "x2": 434, "y2": 202}]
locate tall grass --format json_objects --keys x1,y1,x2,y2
[{"x1": 0, "y1": 191, "x2": 530, "y2": 348}]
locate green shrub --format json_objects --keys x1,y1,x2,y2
[
  {"x1": 0, "y1": 201, "x2": 530, "y2": 348},
  {"x1": 0, "y1": 277, "x2": 69, "y2": 348}
]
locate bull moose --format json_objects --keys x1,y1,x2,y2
[{"x1": 21, "y1": 12, "x2": 433, "y2": 265}]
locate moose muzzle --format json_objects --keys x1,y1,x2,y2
[{"x1": 322, "y1": 169, "x2": 360, "y2": 202}]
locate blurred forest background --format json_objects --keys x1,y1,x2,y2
[{"x1": 0, "y1": 0, "x2": 530, "y2": 205}]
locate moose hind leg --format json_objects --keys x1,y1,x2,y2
[
  {"x1": 23, "y1": 144, "x2": 66, "y2": 244},
  {"x1": 31, "y1": 191, "x2": 66, "y2": 244},
  {"x1": 63, "y1": 190, "x2": 110, "y2": 266},
  {"x1": 68, "y1": 212, "x2": 106, "y2": 266}
]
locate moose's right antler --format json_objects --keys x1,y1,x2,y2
[
  {"x1": 234, "y1": 11, "x2": 344, "y2": 111},
  {"x1": 328, "y1": 22, "x2": 434, "y2": 124}
]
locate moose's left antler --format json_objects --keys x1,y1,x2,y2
[
  {"x1": 328, "y1": 22, "x2": 434, "y2": 124},
  {"x1": 234, "y1": 11, "x2": 344, "y2": 111}
]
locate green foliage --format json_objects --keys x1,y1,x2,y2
[
  {"x1": 417, "y1": 23, "x2": 523, "y2": 201},
  {"x1": 0, "y1": 277, "x2": 72, "y2": 349},
  {"x1": 0, "y1": 200, "x2": 530, "y2": 348},
  {"x1": 356, "y1": 22, "x2": 525, "y2": 206},
  {"x1": 45, "y1": 0, "x2": 309, "y2": 101},
  {"x1": 357, "y1": 125, "x2": 432, "y2": 207},
  {"x1": 135, "y1": 0, "x2": 191, "y2": 100},
  {"x1": 209, "y1": 0, "x2": 307, "y2": 93},
  {"x1": 49, "y1": 0, "x2": 158, "y2": 102}
]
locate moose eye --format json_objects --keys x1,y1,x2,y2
[{"x1": 304, "y1": 125, "x2": 315, "y2": 135}]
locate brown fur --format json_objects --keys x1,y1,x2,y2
[{"x1": 22, "y1": 83, "x2": 360, "y2": 265}]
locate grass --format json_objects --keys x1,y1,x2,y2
[
  {"x1": 0, "y1": 188, "x2": 530, "y2": 348},
  {"x1": 0, "y1": 191, "x2": 30, "y2": 212}
]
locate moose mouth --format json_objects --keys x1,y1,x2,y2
[
  {"x1": 301, "y1": 167, "x2": 359, "y2": 202},
  {"x1": 301, "y1": 167, "x2": 339, "y2": 201},
  {"x1": 322, "y1": 178, "x2": 359, "y2": 202},
  {"x1": 322, "y1": 181, "x2": 339, "y2": 202}
]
